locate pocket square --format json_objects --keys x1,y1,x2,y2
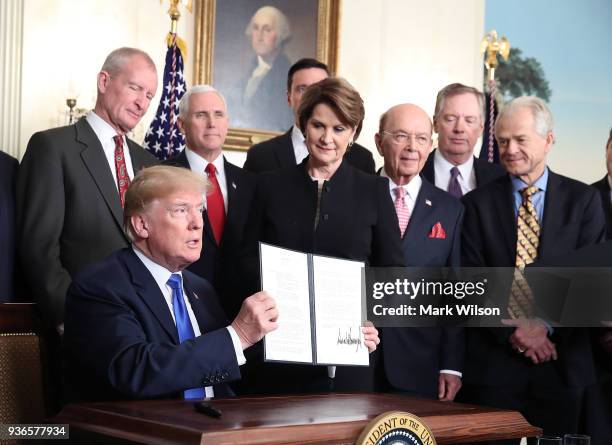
[{"x1": 428, "y1": 222, "x2": 446, "y2": 239}]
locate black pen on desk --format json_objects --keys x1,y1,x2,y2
[{"x1": 193, "y1": 402, "x2": 222, "y2": 418}]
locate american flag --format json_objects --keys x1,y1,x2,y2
[{"x1": 143, "y1": 34, "x2": 186, "y2": 160}]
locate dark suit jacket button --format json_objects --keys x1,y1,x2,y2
[{"x1": 323, "y1": 214, "x2": 329, "y2": 220}]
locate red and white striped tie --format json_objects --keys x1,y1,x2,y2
[{"x1": 393, "y1": 187, "x2": 410, "y2": 237}]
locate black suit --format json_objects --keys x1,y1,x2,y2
[
  {"x1": 163, "y1": 151, "x2": 256, "y2": 318},
  {"x1": 16, "y1": 118, "x2": 158, "y2": 327},
  {"x1": 244, "y1": 127, "x2": 376, "y2": 175},
  {"x1": 64, "y1": 248, "x2": 238, "y2": 402},
  {"x1": 591, "y1": 176, "x2": 612, "y2": 239},
  {"x1": 0, "y1": 151, "x2": 18, "y2": 301},
  {"x1": 238, "y1": 160, "x2": 404, "y2": 395},
  {"x1": 421, "y1": 149, "x2": 505, "y2": 191},
  {"x1": 381, "y1": 177, "x2": 465, "y2": 397},
  {"x1": 461, "y1": 171, "x2": 606, "y2": 437}
]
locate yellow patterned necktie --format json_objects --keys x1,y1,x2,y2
[{"x1": 508, "y1": 186, "x2": 540, "y2": 319}]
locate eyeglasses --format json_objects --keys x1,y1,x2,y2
[
  {"x1": 166, "y1": 203, "x2": 205, "y2": 220},
  {"x1": 382, "y1": 131, "x2": 431, "y2": 147}
]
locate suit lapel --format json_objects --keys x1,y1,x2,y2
[
  {"x1": 224, "y1": 157, "x2": 239, "y2": 222},
  {"x1": 403, "y1": 180, "x2": 434, "y2": 244},
  {"x1": 77, "y1": 119, "x2": 125, "y2": 235},
  {"x1": 539, "y1": 171, "x2": 563, "y2": 257},
  {"x1": 122, "y1": 249, "x2": 179, "y2": 343},
  {"x1": 275, "y1": 129, "x2": 298, "y2": 168},
  {"x1": 421, "y1": 150, "x2": 436, "y2": 184},
  {"x1": 493, "y1": 176, "x2": 517, "y2": 261},
  {"x1": 182, "y1": 274, "x2": 210, "y2": 332}
]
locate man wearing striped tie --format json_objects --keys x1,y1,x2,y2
[
  {"x1": 64, "y1": 166, "x2": 278, "y2": 402},
  {"x1": 461, "y1": 97, "x2": 605, "y2": 440}
]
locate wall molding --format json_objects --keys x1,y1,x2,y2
[{"x1": 0, "y1": 0, "x2": 23, "y2": 159}]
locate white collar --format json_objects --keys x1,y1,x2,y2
[
  {"x1": 434, "y1": 149, "x2": 474, "y2": 179},
  {"x1": 185, "y1": 148, "x2": 225, "y2": 175},
  {"x1": 132, "y1": 246, "x2": 179, "y2": 295},
  {"x1": 381, "y1": 168, "x2": 422, "y2": 200},
  {"x1": 86, "y1": 110, "x2": 124, "y2": 144}
]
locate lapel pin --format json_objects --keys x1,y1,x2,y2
[
  {"x1": 425, "y1": 199, "x2": 432, "y2": 206},
  {"x1": 232, "y1": 182, "x2": 237, "y2": 189},
  {"x1": 193, "y1": 292, "x2": 199, "y2": 300}
]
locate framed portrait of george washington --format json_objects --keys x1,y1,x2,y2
[{"x1": 194, "y1": 0, "x2": 340, "y2": 151}]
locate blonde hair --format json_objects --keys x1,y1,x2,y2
[{"x1": 123, "y1": 165, "x2": 209, "y2": 241}]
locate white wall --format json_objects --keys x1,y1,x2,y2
[
  {"x1": 15, "y1": 0, "x2": 484, "y2": 167},
  {"x1": 19, "y1": 0, "x2": 194, "y2": 156},
  {"x1": 339, "y1": 0, "x2": 485, "y2": 168}
]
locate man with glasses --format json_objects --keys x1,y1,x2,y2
[
  {"x1": 375, "y1": 103, "x2": 464, "y2": 400},
  {"x1": 64, "y1": 165, "x2": 278, "y2": 402},
  {"x1": 421, "y1": 83, "x2": 505, "y2": 197}
]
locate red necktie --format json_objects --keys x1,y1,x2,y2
[
  {"x1": 113, "y1": 135, "x2": 130, "y2": 208},
  {"x1": 205, "y1": 163, "x2": 226, "y2": 244}
]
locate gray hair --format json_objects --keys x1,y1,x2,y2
[
  {"x1": 245, "y1": 6, "x2": 291, "y2": 47},
  {"x1": 100, "y1": 47, "x2": 156, "y2": 75},
  {"x1": 496, "y1": 96, "x2": 554, "y2": 138},
  {"x1": 434, "y1": 83, "x2": 485, "y2": 122},
  {"x1": 178, "y1": 85, "x2": 227, "y2": 119}
]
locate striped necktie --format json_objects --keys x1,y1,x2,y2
[{"x1": 393, "y1": 187, "x2": 410, "y2": 237}]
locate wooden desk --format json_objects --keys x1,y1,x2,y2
[{"x1": 53, "y1": 393, "x2": 541, "y2": 444}]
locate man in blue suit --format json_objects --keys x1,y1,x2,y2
[
  {"x1": 375, "y1": 104, "x2": 464, "y2": 400},
  {"x1": 64, "y1": 165, "x2": 278, "y2": 402},
  {"x1": 0, "y1": 150, "x2": 18, "y2": 301}
]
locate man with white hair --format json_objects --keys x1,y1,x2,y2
[
  {"x1": 461, "y1": 96, "x2": 605, "y2": 439},
  {"x1": 232, "y1": 5, "x2": 294, "y2": 130},
  {"x1": 164, "y1": 85, "x2": 255, "y2": 319}
]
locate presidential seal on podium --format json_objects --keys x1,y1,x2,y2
[{"x1": 357, "y1": 411, "x2": 437, "y2": 445}]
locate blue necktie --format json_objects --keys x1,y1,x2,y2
[{"x1": 167, "y1": 273, "x2": 206, "y2": 399}]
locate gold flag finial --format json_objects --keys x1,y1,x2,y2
[
  {"x1": 481, "y1": 29, "x2": 510, "y2": 82},
  {"x1": 161, "y1": 0, "x2": 193, "y2": 34}
]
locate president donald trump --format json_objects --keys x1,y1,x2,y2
[{"x1": 64, "y1": 165, "x2": 278, "y2": 401}]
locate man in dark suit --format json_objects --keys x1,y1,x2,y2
[
  {"x1": 375, "y1": 103, "x2": 464, "y2": 400},
  {"x1": 164, "y1": 85, "x2": 255, "y2": 319},
  {"x1": 243, "y1": 58, "x2": 375, "y2": 174},
  {"x1": 0, "y1": 151, "x2": 18, "y2": 301},
  {"x1": 461, "y1": 96, "x2": 606, "y2": 439},
  {"x1": 422, "y1": 83, "x2": 504, "y2": 195},
  {"x1": 591, "y1": 128, "x2": 612, "y2": 238},
  {"x1": 64, "y1": 165, "x2": 278, "y2": 402},
  {"x1": 17, "y1": 47, "x2": 159, "y2": 330}
]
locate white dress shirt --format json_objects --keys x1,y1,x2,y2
[
  {"x1": 433, "y1": 150, "x2": 476, "y2": 194},
  {"x1": 380, "y1": 169, "x2": 421, "y2": 214},
  {"x1": 185, "y1": 148, "x2": 228, "y2": 212},
  {"x1": 133, "y1": 247, "x2": 246, "y2": 397},
  {"x1": 244, "y1": 56, "x2": 272, "y2": 101},
  {"x1": 291, "y1": 125, "x2": 309, "y2": 164},
  {"x1": 86, "y1": 111, "x2": 135, "y2": 188}
]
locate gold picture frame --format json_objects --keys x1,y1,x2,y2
[{"x1": 194, "y1": 0, "x2": 341, "y2": 151}]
